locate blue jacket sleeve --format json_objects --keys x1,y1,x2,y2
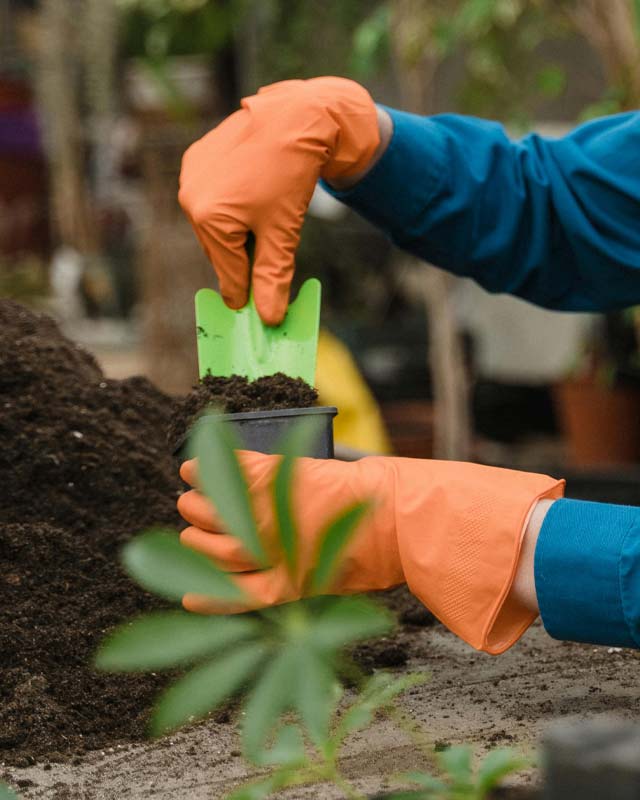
[
  {"x1": 535, "y1": 499, "x2": 640, "y2": 648},
  {"x1": 322, "y1": 108, "x2": 640, "y2": 312}
]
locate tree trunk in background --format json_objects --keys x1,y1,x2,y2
[
  {"x1": 390, "y1": 0, "x2": 472, "y2": 461},
  {"x1": 569, "y1": 0, "x2": 640, "y2": 108},
  {"x1": 82, "y1": 0, "x2": 119, "y2": 204},
  {"x1": 138, "y1": 129, "x2": 213, "y2": 396},
  {"x1": 33, "y1": 0, "x2": 96, "y2": 254}
]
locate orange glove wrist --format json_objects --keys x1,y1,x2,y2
[
  {"x1": 178, "y1": 454, "x2": 564, "y2": 655},
  {"x1": 178, "y1": 77, "x2": 380, "y2": 325}
]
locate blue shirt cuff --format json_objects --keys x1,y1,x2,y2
[
  {"x1": 320, "y1": 105, "x2": 446, "y2": 246},
  {"x1": 535, "y1": 498, "x2": 640, "y2": 648}
]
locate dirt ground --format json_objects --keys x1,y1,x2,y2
[
  {"x1": 4, "y1": 302, "x2": 640, "y2": 799},
  {"x1": 4, "y1": 622, "x2": 639, "y2": 799}
]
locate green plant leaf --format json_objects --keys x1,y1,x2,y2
[
  {"x1": 351, "y1": 3, "x2": 391, "y2": 77},
  {"x1": 95, "y1": 611, "x2": 261, "y2": 672},
  {"x1": 252, "y1": 724, "x2": 306, "y2": 768},
  {"x1": 295, "y1": 648, "x2": 335, "y2": 749},
  {"x1": 241, "y1": 647, "x2": 297, "y2": 761},
  {"x1": 189, "y1": 414, "x2": 266, "y2": 564},
  {"x1": 151, "y1": 640, "x2": 267, "y2": 735},
  {"x1": 401, "y1": 771, "x2": 448, "y2": 791},
  {"x1": 273, "y1": 417, "x2": 323, "y2": 573},
  {"x1": 392, "y1": 772, "x2": 448, "y2": 800},
  {"x1": 225, "y1": 770, "x2": 293, "y2": 800},
  {"x1": 313, "y1": 596, "x2": 394, "y2": 651},
  {"x1": 335, "y1": 673, "x2": 427, "y2": 745},
  {"x1": 309, "y1": 501, "x2": 370, "y2": 594},
  {"x1": 123, "y1": 530, "x2": 243, "y2": 603},
  {"x1": 438, "y1": 744, "x2": 473, "y2": 786},
  {"x1": 476, "y1": 748, "x2": 530, "y2": 795},
  {"x1": 535, "y1": 65, "x2": 566, "y2": 98},
  {"x1": 0, "y1": 785, "x2": 19, "y2": 800}
]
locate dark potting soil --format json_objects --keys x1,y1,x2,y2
[
  {"x1": 0, "y1": 300, "x2": 182, "y2": 766},
  {"x1": 167, "y1": 372, "x2": 318, "y2": 451},
  {"x1": 0, "y1": 299, "x2": 417, "y2": 768}
]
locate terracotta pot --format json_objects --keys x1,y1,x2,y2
[
  {"x1": 380, "y1": 400, "x2": 434, "y2": 459},
  {"x1": 554, "y1": 379, "x2": 640, "y2": 466}
]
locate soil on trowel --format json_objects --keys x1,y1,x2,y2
[
  {"x1": 167, "y1": 372, "x2": 318, "y2": 451},
  {"x1": 0, "y1": 300, "x2": 182, "y2": 766}
]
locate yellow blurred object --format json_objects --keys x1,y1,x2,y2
[{"x1": 315, "y1": 328, "x2": 392, "y2": 455}]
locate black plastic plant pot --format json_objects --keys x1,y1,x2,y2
[{"x1": 175, "y1": 406, "x2": 338, "y2": 461}]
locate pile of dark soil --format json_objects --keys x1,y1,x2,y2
[
  {"x1": 0, "y1": 299, "x2": 417, "y2": 769},
  {"x1": 167, "y1": 372, "x2": 317, "y2": 450},
  {"x1": 0, "y1": 300, "x2": 182, "y2": 766}
]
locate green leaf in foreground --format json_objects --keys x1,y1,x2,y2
[
  {"x1": 241, "y1": 647, "x2": 298, "y2": 760},
  {"x1": 438, "y1": 744, "x2": 473, "y2": 786},
  {"x1": 313, "y1": 596, "x2": 394, "y2": 651},
  {"x1": 273, "y1": 417, "x2": 323, "y2": 573},
  {"x1": 123, "y1": 530, "x2": 243, "y2": 603},
  {"x1": 225, "y1": 771, "x2": 292, "y2": 800},
  {"x1": 190, "y1": 413, "x2": 266, "y2": 565},
  {"x1": 252, "y1": 724, "x2": 306, "y2": 768},
  {"x1": 0, "y1": 785, "x2": 19, "y2": 800},
  {"x1": 95, "y1": 611, "x2": 260, "y2": 672},
  {"x1": 295, "y1": 648, "x2": 335, "y2": 748},
  {"x1": 389, "y1": 776, "x2": 446, "y2": 798},
  {"x1": 476, "y1": 748, "x2": 530, "y2": 795},
  {"x1": 309, "y1": 501, "x2": 370, "y2": 594},
  {"x1": 335, "y1": 673, "x2": 428, "y2": 747},
  {"x1": 151, "y1": 640, "x2": 267, "y2": 736}
]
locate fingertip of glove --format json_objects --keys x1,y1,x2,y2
[{"x1": 252, "y1": 285, "x2": 289, "y2": 327}]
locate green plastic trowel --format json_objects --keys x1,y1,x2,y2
[{"x1": 195, "y1": 278, "x2": 321, "y2": 384}]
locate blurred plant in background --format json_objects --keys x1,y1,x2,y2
[{"x1": 118, "y1": 0, "x2": 235, "y2": 61}]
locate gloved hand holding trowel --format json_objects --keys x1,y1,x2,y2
[{"x1": 178, "y1": 77, "x2": 640, "y2": 654}]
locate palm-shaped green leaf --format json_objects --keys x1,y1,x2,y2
[
  {"x1": 309, "y1": 501, "x2": 370, "y2": 594},
  {"x1": 189, "y1": 413, "x2": 266, "y2": 565},
  {"x1": 151, "y1": 640, "x2": 267, "y2": 736},
  {"x1": 95, "y1": 611, "x2": 260, "y2": 671},
  {"x1": 123, "y1": 530, "x2": 243, "y2": 602}
]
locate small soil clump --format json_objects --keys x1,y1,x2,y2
[
  {"x1": 0, "y1": 300, "x2": 181, "y2": 765},
  {"x1": 168, "y1": 373, "x2": 318, "y2": 451}
]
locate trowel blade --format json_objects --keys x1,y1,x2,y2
[{"x1": 194, "y1": 278, "x2": 321, "y2": 385}]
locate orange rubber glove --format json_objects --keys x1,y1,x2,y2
[
  {"x1": 178, "y1": 77, "x2": 380, "y2": 325},
  {"x1": 178, "y1": 454, "x2": 564, "y2": 655}
]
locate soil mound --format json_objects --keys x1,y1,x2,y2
[
  {"x1": 0, "y1": 300, "x2": 181, "y2": 766},
  {"x1": 0, "y1": 300, "x2": 415, "y2": 768},
  {"x1": 168, "y1": 372, "x2": 317, "y2": 450}
]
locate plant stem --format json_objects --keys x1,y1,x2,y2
[
  {"x1": 329, "y1": 768, "x2": 367, "y2": 800},
  {"x1": 387, "y1": 703, "x2": 438, "y2": 766}
]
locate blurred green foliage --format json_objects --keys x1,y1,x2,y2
[
  {"x1": 118, "y1": 0, "x2": 239, "y2": 59},
  {"x1": 0, "y1": 257, "x2": 49, "y2": 304},
  {"x1": 352, "y1": 0, "x2": 572, "y2": 127},
  {"x1": 118, "y1": 0, "x2": 638, "y2": 124},
  {"x1": 393, "y1": 745, "x2": 530, "y2": 799}
]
